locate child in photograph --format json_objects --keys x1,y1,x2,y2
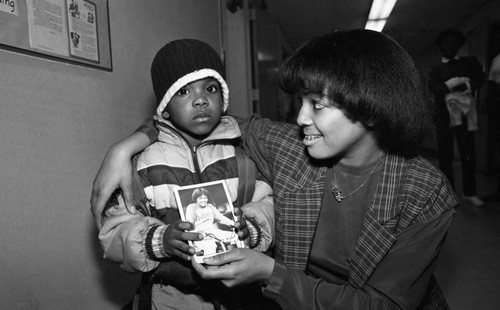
[
  {"x1": 184, "y1": 187, "x2": 239, "y2": 258},
  {"x1": 185, "y1": 188, "x2": 235, "y2": 232},
  {"x1": 98, "y1": 39, "x2": 274, "y2": 309}
]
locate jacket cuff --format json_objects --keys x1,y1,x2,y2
[
  {"x1": 262, "y1": 259, "x2": 287, "y2": 298},
  {"x1": 246, "y1": 218, "x2": 262, "y2": 249},
  {"x1": 144, "y1": 224, "x2": 169, "y2": 260}
]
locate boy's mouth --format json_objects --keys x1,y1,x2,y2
[{"x1": 194, "y1": 112, "x2": 211, "y2": 121}]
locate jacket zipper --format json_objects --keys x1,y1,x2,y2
[
  {"x1": 190, "y1": 145, "x2": 203, "y2": 183},
  {"x1": 158, "y1": 121, "x2": 230, "y2": 184}
]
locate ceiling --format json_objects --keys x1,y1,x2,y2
[{"x1": 263, "y1": 0, "x2": 494, "y2": 57}]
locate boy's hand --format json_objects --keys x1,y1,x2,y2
[
  {"x1": 233, "y1": 207, "x2": 249, "y2": 241},
  {"x1": 163, "y1": 220, "x2": 203, "y2": 261}
]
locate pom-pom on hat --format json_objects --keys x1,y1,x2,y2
[{"x1": 151, "y1": 39, "x2": 229, "y2": 117}]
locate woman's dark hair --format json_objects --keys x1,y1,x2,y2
[
  {"x1": 192, "y1": 187, "x2": 212, "y2": 202},
  {"x1": 279, "y1": 29, "x2": 433, "y2": 157}
]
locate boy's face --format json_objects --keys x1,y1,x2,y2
[{"x1": 165, "y1": 77, "x2": 223, "y2": 145}]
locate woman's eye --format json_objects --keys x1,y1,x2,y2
[{"x1": 313, "y1": 101, "x2": 326, "y2": 110}]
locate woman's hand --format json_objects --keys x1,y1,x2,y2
[
  {"x1": 90, "y1": 145, "x2": 135, "y2": 229},
  {"x1": 90, "y1": 132, "x2": 151, "y2": 229},
  {"x1": 191, "y1": 248, "x2": 274, "y2": 287}
]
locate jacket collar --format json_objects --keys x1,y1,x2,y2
[
  {"x1": 155, "y1": 115, "x2": 241, "y2": 145},
  {"x1": 349, "y1": 154, "x2": 403, "y2": 288}
]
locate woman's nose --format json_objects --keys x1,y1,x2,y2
[{"x1": 296, "y1": 104, "x2": 311, "y2": 126}]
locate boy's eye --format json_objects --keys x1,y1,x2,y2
[
  {"x1": 176, "y1": 88, "x2": 188, "y2": 96},
  {"x1": 206, "y1": 84, "x2": 219, "y2": 93}
]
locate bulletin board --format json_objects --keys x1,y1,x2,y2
[{"x1": 0, "y1": 0, "x2": 112, "y2": 71}]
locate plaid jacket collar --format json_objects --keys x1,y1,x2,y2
[{"x1": 348, "y1": 154, "x2": 403, "y2": 288}]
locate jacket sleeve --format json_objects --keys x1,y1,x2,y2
[
  {"x1": 428, "y1": 65, "x2": 451, "y2": 96},
  {"x1": 135, "y1": 117, "x2": 159, "y2": 143},
  {"x1": 99, "y1": 194, "x2": 165, "y2": 273},
  {"x1": 237, "y1": 114, "x2": 276, "y2": 184}
]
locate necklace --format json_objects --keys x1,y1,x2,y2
[{"x1": 331, "y1": 152, "x2": 382, "y2": 202}]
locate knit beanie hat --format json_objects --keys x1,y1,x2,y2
[{"x1": 151, "y1": 39, "x2": 229, "y2": 117}]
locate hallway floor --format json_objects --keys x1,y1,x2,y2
[{"x1": 431, "y1": 160, "x2": 500, "y2": 309}]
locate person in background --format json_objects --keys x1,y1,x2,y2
[
  {"x1": 98, "y1": 39, "x2": 274, "y2": 310},
  {"x1": 429, "y1": 28, "x2": 486, "y2": 206},
  {"x1": 92, "y1": 30, "x2": 458, "y2": 309}
]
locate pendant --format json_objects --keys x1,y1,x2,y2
[{"x1": 331, "y1": 187, "x2": 343, "y2": 202}]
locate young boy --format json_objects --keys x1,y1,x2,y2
[{"x1": 98, "y1": 39, "x2": 274, "y2": 309}]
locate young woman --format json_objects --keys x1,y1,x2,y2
[{"x1": 92, "y1": 30, "x2": 458, "y2": 309}]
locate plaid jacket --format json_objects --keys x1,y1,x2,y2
[{"x1": 240, "y1": 115, "x2": 458, "y2": 309}]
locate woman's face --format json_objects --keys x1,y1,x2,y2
[
  {"x1": 296, "y1": 93, "x2": 378, "y2": 166},
  {"x1": 196, "y1": 194, "x2": 208, "y2": 207}
]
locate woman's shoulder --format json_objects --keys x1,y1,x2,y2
[
  {"x1": 395, "y1": 155, "x2": 458, "y2": 220},
  {"x1": 403, "y1": 156, "x2": 446, "y2": 180}
]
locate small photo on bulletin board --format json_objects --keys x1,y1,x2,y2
[{"x1": 0, "y1": 0, "x2": 112, "y2": 71}]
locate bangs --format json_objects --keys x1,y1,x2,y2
[
  {"x1": 279, "y1": 34, "x2": 361, "y2": 113},
  {"x1": 279, "y1": 54, "x2": 332, "y2": 96}
]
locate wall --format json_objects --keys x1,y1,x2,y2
[
  {"x1": 221, "y1": 1, "x2": 293, "y2": 122},
  {"x1": 254, "y1": 5, "x2": 293, "y2": 122},
  {"x1": 0, "y1": 1, "x2": 230, "y2": 309},
  {"x1": 221, "y1": 0, "x2": 254, "y2": 118}
]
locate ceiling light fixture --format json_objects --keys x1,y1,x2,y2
[{"x1": 364, "y1": 0, "x2": 398, "y2": 32}]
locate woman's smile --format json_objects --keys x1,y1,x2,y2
[{"x1": 303, "y1": 134, "x2": 322, "y2": 145}]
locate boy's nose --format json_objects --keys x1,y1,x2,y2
[{"x1": 193, "y1": 96, "x2": 208, "y2": 107}]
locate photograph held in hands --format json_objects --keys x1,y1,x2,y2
[{"x1": 174, "y1": 180, "x2": 244, "y2": 263}]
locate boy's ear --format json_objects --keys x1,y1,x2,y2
[{"x1": 162, "y1": 110, "x2": 170, "y2": 119}]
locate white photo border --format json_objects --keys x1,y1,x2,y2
[{"x1": 174, "y1": 180, "x2": 245, "y2": 263}]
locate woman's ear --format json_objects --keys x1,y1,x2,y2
[{"x1": 365, "y1": 118, "x2": 377, "y2": 129}]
